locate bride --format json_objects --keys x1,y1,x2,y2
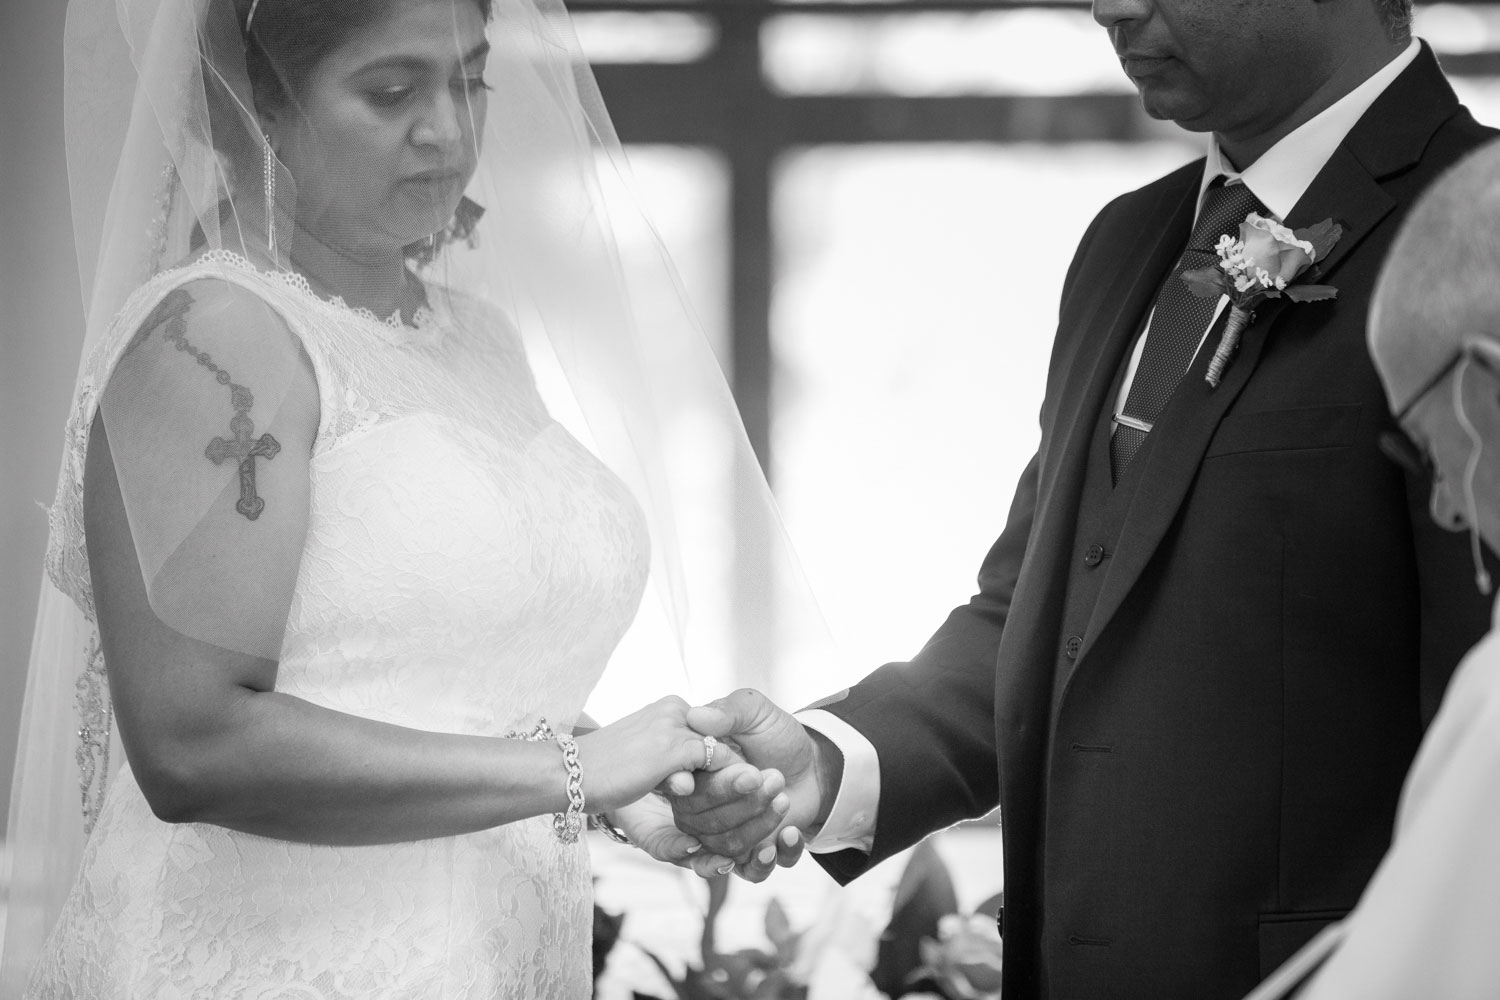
[{"x1": 0, "y1": 0, "x2": 813, "y2": 994}]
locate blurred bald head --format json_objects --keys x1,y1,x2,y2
[
  {"x1": 1371, "y1": 137, "x2": 1500, "y2": 554},
  {"x1": 1371, "y1": 139, "x2": 1500, "y2": 410}
]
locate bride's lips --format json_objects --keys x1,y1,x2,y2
[{"x1": 403, "y1": 170, "x2": 463, "y2": 188}]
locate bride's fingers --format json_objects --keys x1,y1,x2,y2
[
  {"x1": 705, "y1": 735, "x2": 745, "y2": 771},
  {"x1": 659, "y1": 771, "x2": 695, "y2": 797},
  {"x1": 675, "y1": 729, "x2": 744, "y2": 774},
  {"x1": 656, "y1": 742, "x2": 761, "y2": 800},
  {"x1": 680, "y1": 853, "x2": 739, "y2": 879},
  {"x1": 635, "y1": 825, "x2": 705, "y2": 864},
  {"x1": 638, "y1": 827, "x2": 735, "y2": 877}
]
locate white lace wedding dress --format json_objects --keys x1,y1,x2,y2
[{"x1": 27, "y1": 252, "x2": 650, "y2": 998}]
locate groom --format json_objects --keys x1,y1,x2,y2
[{"x1": 674, "y1": 2, "x2": 1498, "y2": 998}]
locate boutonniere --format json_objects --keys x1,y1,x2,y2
[{"x1": 1181, "y1": 213, "x2": 1342, "y2": 387}]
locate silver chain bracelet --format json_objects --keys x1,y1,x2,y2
[
  {"x1": 590, "y1": 812, "x2": 631, "y2": 845},
  {"x1": 506, "y1": 718, "x2": 585, "y2": 844},
  {"x1": 553, "y1": 734, "x2": 585, "y2": 843}
]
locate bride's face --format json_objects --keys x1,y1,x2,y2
[{"x1": 269, "y1": 0, "x2": 489, "y2": 256}]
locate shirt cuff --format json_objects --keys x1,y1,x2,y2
[{"x1": 796, "y1": 709, "x2": 880, "y2": 854}]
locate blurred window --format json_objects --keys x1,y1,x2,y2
[
  {"x1": 770, "y1": 143, "x2": 1194, "y2": 692},
  {"x1": 763, "y1": 10, "x2": 1130, "y2": 95},
  {"x1": 571, "y1": 11, "x2": 718, "y2": 64},
  {"x1": 574, "y1": 0, "x2": 1500, "y2": 700}
]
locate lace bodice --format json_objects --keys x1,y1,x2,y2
[{"x1": 29, "y1": 253, "x2": 651, "y2": 998}]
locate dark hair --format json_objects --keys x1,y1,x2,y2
[
  {"x1": 1374, "y1": 0, "x2": 1414, "y2": 42},
  {"x1": 236, "y1": 0, "x2": 494, "y2": 114}
]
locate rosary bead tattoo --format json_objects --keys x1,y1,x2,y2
[{"x1": 143, "y1": 289, "x2": 281, "y2": 520}]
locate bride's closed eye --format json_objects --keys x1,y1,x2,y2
[
  {"x1": 367, "y1": 85, "x2": 416, "y2": 109},
  {"x1": 365, "y1": 76, "x2": 489, "y2": 111}
]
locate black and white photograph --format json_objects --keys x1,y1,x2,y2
[{"x1": 5, "y1": 0, "x2": 1500, "y2": 997}]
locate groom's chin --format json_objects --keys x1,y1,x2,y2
[{"x1": 1132, "y1": 87, "x2": 1217, "y2": 133}]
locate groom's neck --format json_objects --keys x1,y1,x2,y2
[{"x1": 1215, "y1": 36, "x2": 1407, "y2": 171}]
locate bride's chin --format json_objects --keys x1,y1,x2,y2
[
  {"x1": 396, "y1": 191, "x2": 465, "y2": 231},
  {"x1": 386, "y1": 212, "x2": 458, "y2": 250}
]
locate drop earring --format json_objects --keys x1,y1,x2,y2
[{"x1": 263, "y1": 137, "x2": 277, "y2": 262}]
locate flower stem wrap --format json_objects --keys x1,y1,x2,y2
[{"x1": 1205, "y1": 305, "x2": 1253, "y2": 389}]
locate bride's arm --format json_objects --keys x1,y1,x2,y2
[
  {"x1": 85, "y1": 283, "x2": 715, "y2": 847},
  {"x1": 87, "y1": 414, "x2": 715, "y2": 845}
]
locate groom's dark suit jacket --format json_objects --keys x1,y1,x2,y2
[{"x1": 817, "y1": 48, "x2": 1497, "y2": 1000}]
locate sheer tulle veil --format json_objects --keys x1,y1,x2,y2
[{"x1": 0, "y1": 0, "x2": 834, "y2": 988}]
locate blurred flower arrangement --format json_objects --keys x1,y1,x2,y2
[{"x1": 595, "y1": 838, "x2": 1002, "y2": 1000}]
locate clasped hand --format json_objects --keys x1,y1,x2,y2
[{"x1": 580, "y1": 690, "x2": 832, "y2": 881}]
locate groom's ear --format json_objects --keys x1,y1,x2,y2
[{"x1": 800, "y1": 688, "x2": 850, "y2": 712}]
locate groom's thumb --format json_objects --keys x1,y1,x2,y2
[
  {"x1": 689, "y1": 688, "x2": 776, "y2": 740},
  {"x1": 686, "y1": 703, "x2": 735, "y2": 738}
]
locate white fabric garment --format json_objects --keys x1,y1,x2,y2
[
  {"x1": 804, "y1": 38, "x2": 1420, "y2": 856},
  {"x1": 3, "y1": 0, "x2": 838, "y2": 990},
  {"x1": 23, "y1": 253, "x2": 647, "y2": 997},
  {"x1": 1252, "y1": 596, "x2": 1500, "y2": 1000}
]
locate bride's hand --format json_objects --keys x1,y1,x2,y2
[
  {"x1": 607, "y1": 794, "x2": 740, "y2": 878},
  {"x1": 575, "y1": 697, "x2": 735, "y2": 815}
]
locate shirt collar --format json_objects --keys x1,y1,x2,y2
[{"x1": 1199, "y1": 40, "x2": 1419, "y2": 219}]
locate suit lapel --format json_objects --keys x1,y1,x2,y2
[
  {"x1": 1074, "y1": 48, "x2": 1453, "y2": 664},
  {"x1": 1282, "y1": 147, "x2": 1395, "y2": 277},
  {"x1": 1033, "y1": 180, "x2": 1197, "y2": 519}
]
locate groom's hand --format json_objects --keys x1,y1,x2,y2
[{"x1": 672, "y1": 689, "x2": 842, "y2": 882}]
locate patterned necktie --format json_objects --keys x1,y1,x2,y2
[{"x1": 1109, "y1": 180, "x2": 1267, "y2": 482}]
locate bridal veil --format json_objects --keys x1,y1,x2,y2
[{"x1": 1, "y1": 0, "x2": 833, "y2": 988}]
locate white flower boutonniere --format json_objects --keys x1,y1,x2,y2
[{"x1": 1182, "y1": 213, "x2": 1343, "y2": 387}]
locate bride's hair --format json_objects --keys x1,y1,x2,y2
[{"x1": 234, "y1": 0, "x2": 496, "y2": 117}]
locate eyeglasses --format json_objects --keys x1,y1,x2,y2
[{"x1": 1378, "y1": 345, "x2": 1500, "y2": 477}]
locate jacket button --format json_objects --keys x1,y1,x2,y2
[
  {"x1": 995, "y1": 905, "x2": 1004, "y2": 937},
  {"x1": 1064, "y1": 634, "x2": 1083, "y2": 659},
  {"x1": 1083, "y1": 544, "x2": 1105, "y2": 567}
]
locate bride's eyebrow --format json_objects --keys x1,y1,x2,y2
[{"x1": 354, "y1": 40, "x2": 490, "y2": 76}]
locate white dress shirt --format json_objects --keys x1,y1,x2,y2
[{"x1": 801, "y1": 41, "x2": 1419, "y2": 856}]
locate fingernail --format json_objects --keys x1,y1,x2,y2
[
  {"x1": 717, "y1": 862, "x2": 735, "y2": 875},
  {"x1": 757, "y1": 844, "x2": 776, "y2": 865},
  {"x1": 686, "y1": 843, "x2": 702, "y2": 854},
  {"x1": 772, "y1": 793, "x2": 789, "y2": 813},
  {"x1": 782, "y1": 828, "x2": 800, "y2": 847}
]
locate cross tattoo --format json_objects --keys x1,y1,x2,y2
[
  {"x1": 205, "y1": 389, "x2": 281, "y2": 521},
  {"x1": 147, "y1": 289, "x2": 284, "y2": 522}
]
